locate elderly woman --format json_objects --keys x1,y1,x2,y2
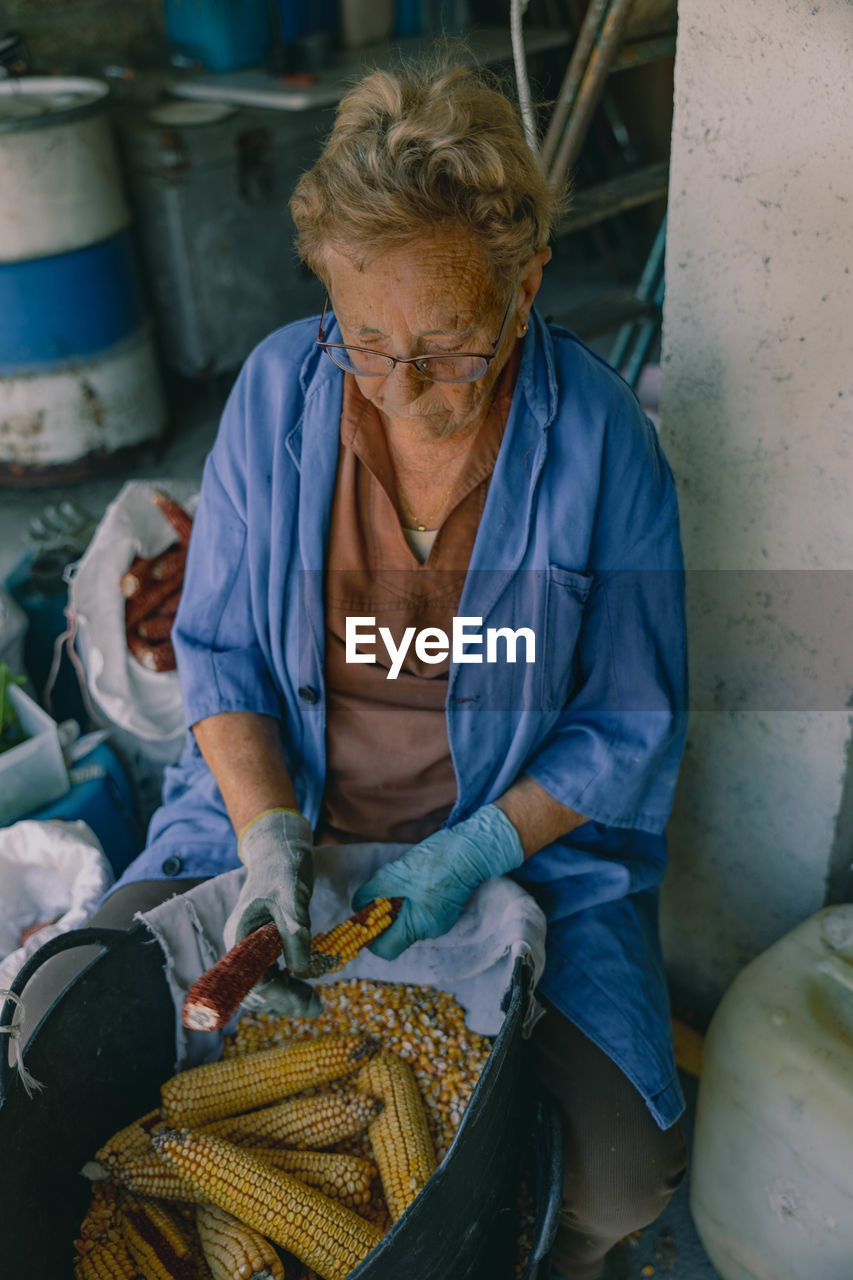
[{"x1": 105, "y1": 63, "x2": 688, "y2": 1279}]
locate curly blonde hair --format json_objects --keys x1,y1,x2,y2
[{"x1": 290, "y1": 60, "x2": 565, "y2": 285}]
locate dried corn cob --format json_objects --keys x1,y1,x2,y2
[
  {"x1": 154, "y1": 1129, "x2": 383, "y2": 1280},
  {"x1": 74, "y1": 1236, "x2": 137, "y2": 1280},
  {"x1": 157, "y1": 588, "x2": 182, "y2": 617},
  {"x1": 251, "y1": 1149, "x2": 377, "y2": 1211},
  {"x1": 161, "y1": 1035, "x2": 377, "y2": 1127},
  {"x1": 95, "y1": 1109, "x2": 164, "y2": 1170},
  {"x1": 199, "y1": 1089, "x2": 382, "y2": 1150},
  {"x1": 183, "y1": 899, "x2": 402, "y2": 1032},
  {"x1": 152, "y1": 489, "x2": 194, "y2": 545},
  {"x1": 196, "y1": 1203, "x2": 285, "y2": 1280},
  {"x1": 356, "y1": 1053, "x2": 437, "y2": 1221},
  {"x1": 126, "y1": 631, "x2": 177, "y2": 673},
  {"x1": 120, "y1": 544, "x2": 180, "y2": 599},
  {"x1": 307, "y1": 897, "x2": 403, "y2": 976},
  {"x1": 226, "y1": 980, "x2": 492, "y2": 1162},
  {"x1": 125, "y1": 565, "x2": 186, "y2": 628},
  {"x1": 105, "y1": 1146, "x2": 376, "y2": 1213},
  {"x1": 136, "y1": 614, "x2": 175, "y2": 641},
  {"x1": 120, "y1": 1194, "x2": 199, "y2": 1280}
]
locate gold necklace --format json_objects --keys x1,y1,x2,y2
[{"x1": 397, "y1": 477, "x2": 457, "y2": 531}]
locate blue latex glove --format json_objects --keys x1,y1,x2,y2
[{"x1": 352, "y1": 804, "x2": 525, "y2": 961}]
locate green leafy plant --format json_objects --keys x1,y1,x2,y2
[{"x1": 0, "y1": 661, "x2": 27, "y2": 755}]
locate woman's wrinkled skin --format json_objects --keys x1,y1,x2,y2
[{"x1": 324, "y1": 231, "x2": 550, "y2": 447}]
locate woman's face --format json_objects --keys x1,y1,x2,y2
[{"x1": 323, "y1": 231, "x2": 542, "y2": 441}]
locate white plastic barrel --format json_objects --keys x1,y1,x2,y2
[
  {"x1": 690, "y1": 905, "x2": 853, "y2": 1280},
  {"x1": 0, "y1": 78, "x2": 165, "y2": 484}
]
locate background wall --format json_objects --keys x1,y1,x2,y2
[
  {"x1": 0, "y1": 0, "x2": 163, "y2": 72},
  {"x1": 659, "y1": 0, "x2": 853, "y2": 1018}
]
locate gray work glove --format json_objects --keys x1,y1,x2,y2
[{"x1": 223, "y1": 808, "x2": 321, "y2": 1018}]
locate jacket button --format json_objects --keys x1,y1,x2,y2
[
  {"x1": 298, "y1": 685, "x2": 319, "y2": 704},
  {"x1": 161, "y1": 855, "x2": 183, "y2": 876}
]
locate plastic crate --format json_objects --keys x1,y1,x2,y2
[{"x1": 0, "y1": 684, "x2": 69, "y2": 826}]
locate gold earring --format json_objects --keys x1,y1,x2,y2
[{"x1": 519, "y1": 318, "x2": 529, "y2": 336}]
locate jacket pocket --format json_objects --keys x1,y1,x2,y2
[{"x1": 539, "y1": 566, "x2": 594, "y2": 711}]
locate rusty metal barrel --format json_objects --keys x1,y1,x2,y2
[{"x1": 0, "y1": 77, "x2": 166, "y2": 486}]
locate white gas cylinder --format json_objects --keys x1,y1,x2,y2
[{"x1": 690, "y1": 905, "x2": 853, "y2": 1280}]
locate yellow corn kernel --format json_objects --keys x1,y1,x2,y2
[
  {"x1": 356, "y1": 1053, "x2": 437, "y2": 1221},
  {"x1": 94, "y1": 1108, "x2": 163, "y2": 1169},
  {"x1": 108, "y1": 1152, "x2": 204, "y2": 1203},
  {"x1": 161, "y1": 1035, "x2": 377, "y2": 1128},
  {"x1": 154, "y1": 1129, "x2": 383, "y2": 1280},
  {"x1": 200, "y1": 1089, "x2": 381, "y2": 1150},
  {"x1": 196, "y1": 1202, "x2": 285, "y2": 1280},
  {"x1": 251, "y1": 1149, "x2": 377, "y2": 1211},
  {"x1": 120, "y1": 1194, "x2": 198, "y2": 1280},
  {"x1": 74, "y1": 1236, "x2": 137, "y2": 1280},
  {"x1": 307, "y1": 899, "x2": 399, "y2": 977}
]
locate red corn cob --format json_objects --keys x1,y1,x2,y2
[
  {"x1": 120, "y1": 543, "x2": 182, "y2": 599},
  {"x1": 125, "y1": 567, "x2": 185, "y2": 629},
  {"x1": 156, "y1": 589, "x2": 182, "y2": 618},
  {"x1": 183, "y1": 898, "x2": 403, "y2": 1032},
  {"x1": 151, "y1": 547, "x2": 187, "y2": 582},
  {"x1": 136, "y1": 614, "x2": 174, "y2": 641},
  {"x1": 152, "y1": 490, "x2": 194, "y2": 545},
  {"x1": 126, "y1": 632, "x2": 177, "y2": 673}
]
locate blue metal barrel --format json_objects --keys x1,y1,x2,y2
[{"x1": 0, "y1": 78, "x2": 166, "y2": 485}]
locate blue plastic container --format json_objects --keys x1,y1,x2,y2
[
  {"x1": 277, "y1": 0, "x2": 338, "y2": 42},
  {"x1": 163, "y1": 0, "x2": 271, "y2": 72}
]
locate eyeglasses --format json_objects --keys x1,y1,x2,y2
[{"x1": 316, "y1": 294, "x2": 513, "y2": 384}]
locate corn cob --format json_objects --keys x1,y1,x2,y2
[
  {"x1": 157, "y1": 587, "x2": 182, "y2": 617},
  {"x1": 154, "y1": 1129, "x2": 383, "y2": 1280},
  {"x1": 126, "y1": 631, "x2": 177, "y2": 673},
  {"x1": 252, "y1": 1150, "x2": 377, "y2": 1212},
  {"x1": 106, "y1": 1146, "x2": 376, "y2": 1212},
  {"x1": 120, "y1": 1194, "x2": 200, "y2": 1280},
  {"x1": 161, "y1": 1035, "x2": 378, "y2": 1127},
  {"x1": 196, "y1": 1203, "x2": 285, "y2": 1280},
  {"x1": 227, "y1": 980, "x2": 492, "y2": 1163},
  {"x1": 74, "y1": 1236, "x2": 137, "y2": 1280},
  {"x1": 120, "y1": 544, "x2": 181, "y2": 599},
  {"x1": 125, "y1": 564, "x2": 186, "y2": 628},
  {"x1": 136, "y1": 613, "x2": 175, "y2": 641},
  {"x1": 152, "y1": 489, "x2": 194, "y2": 545},
  {"x1": 95, "y1": 1109, "x2": 164, "y2": 1170},
  {"x1": 200, "y1": 1089, "x2": 382, "y2": 1150},
  {"x1": 356, "y1": 1053, "x2": 437, "y2": 1221},
  {"x1": 183, "y1": 899, "x2": 403, "y2": 1032}
]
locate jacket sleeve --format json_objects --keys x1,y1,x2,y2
[
  {"x1": 171, "y1": 363, "x2": 282, "y2": 729},
  {"x1": 524, "y1": 402, "x2": 688, "y2": 837}
]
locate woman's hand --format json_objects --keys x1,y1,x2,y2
[
  {"x1": 224, "y1": 809, "x2": 313, "y2": 966},
  {"x1": 351, "y1": 804, "x2": 525, "y2": 961},
  {"x1": 223, "y1": 808, "x2": 321, "y2": 1018}
]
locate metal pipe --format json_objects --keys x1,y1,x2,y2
[
  {"x1": 548, "y1": 0, "x2": 636, "y2": 191},
  {"x1": 622, "y1": 270, "x2": 665, "y2": 387},
  {"x1": 540, "y1": 0, "x2": 611, "y2": 171},
  {"x1": 609, "y1": 214, "x2": 667, "y2": 369}
]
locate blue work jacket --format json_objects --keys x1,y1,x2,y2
[{"x1": 118, "y1": 308, "x2": 688, "y2": 1128}]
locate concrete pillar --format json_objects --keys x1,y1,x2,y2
[{"x1": 659, "y1": 0, "x2": 853, "y2": 1015}]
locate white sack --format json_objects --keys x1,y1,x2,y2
[
  {"x1": 69, "y1": 480, "x2": 197, "y2": 767},
  {"x1": 140, "y1": 842, "x2": 548, "y2": 1071},
  {"x1": 0, "y1": 819, "x2": 114, "y2": 989}
]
